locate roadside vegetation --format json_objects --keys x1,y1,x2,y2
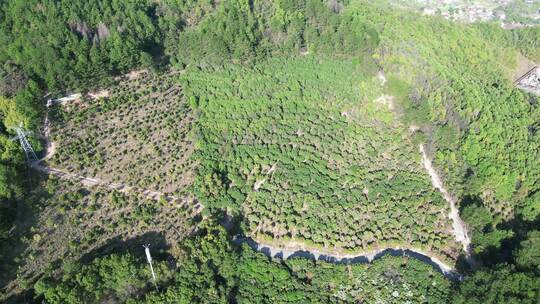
[{"x1": 36, "y1": 223, "x2": 453, "y2": 304}]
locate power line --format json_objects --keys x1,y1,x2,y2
[{"x1": 10, "y1": 122, "x2": 38, "y2": 164}]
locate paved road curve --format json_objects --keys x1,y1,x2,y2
[{"x1": 235, "y1": 144, "x2": 474, "y2": 281}]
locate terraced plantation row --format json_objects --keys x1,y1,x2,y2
[
  {"x1": 183, "y1": 57, "x2": 461, "y2": 264},
  {"x1": 45, "y1": 57, "x2": 463, "y2": 265},
  {"x1": 49, "y1": 70, "x2": 195, "y2": 197}
]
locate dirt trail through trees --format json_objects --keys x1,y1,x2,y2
[
  {"x1": 419, "y1": 144, "x2": 474, "y2": 265},
  {"x1": 31, "y1": 160, "x2": 185, "y2": 204},
  {"x1": 35, "y1": 89, "x2": 470, "y2": 279},
  {"x1": 239, "y1": 144, "x2": 473, "y2": 279},
  {"x1": 236, "y1": 237, "x2": 462, "y2": 280},
  {"x1": 240, "y1": 72, "x2": 474, "y2": 277}
]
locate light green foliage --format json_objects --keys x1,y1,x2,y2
[
  {"x1": 502, "y1": 1, "x2": 540, "y2": 26},
  {"x1": 0, "y1": 83, "x2": 42, "y2": 245},
  {"x1": 506, "y1": 27, "x2": 540, "y2": 61},
  {"x1": 184, "y1": 57, "x2": 459, "y2": 262},
  {"x1": 475, "y1": 23, "x2": 540, "y2": 62},
  {"x1": 34, "y1": 254, "x2": 151, "y2": 304},
  {"x1": 520, "y1": 190, "x2": 540, "y2": 221},
  {"x1": 366, "y1": 4, "x2": 539, "y2": 220},
  {"x1": 354, "y1": 5, "x2": 539, "y2": 270}
]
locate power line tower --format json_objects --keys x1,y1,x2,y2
[{"x1": 10, "y1": 123, "x2": 38, "y2": 163}]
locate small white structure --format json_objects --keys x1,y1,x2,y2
[
  {"x1": 48, "y1": 93, "x2": 82, "y2": 105},
  {"x1": 56, "y1": 93, "x2": 81, "y2": 103},
  {"x1": 143, "y1": 244, "x2": 159, "y2": 291},
  {"x1": 515, "y1": 66, "x2": 540, "y2": 95}
]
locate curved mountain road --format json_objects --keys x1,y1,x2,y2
[
  {"x1": 237, "y1": 144, "x2": 473, "y2": 280},
  {"x1": 36, "y1": 92, "x2": 471, "y2": 279},
  {"x1": 235, "y1": 236, "x2": 462, "y2": 280}
]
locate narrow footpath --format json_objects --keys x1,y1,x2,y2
[
  {"x1": 236, "y1": 73, "x2": 474, "y2": 278},
  {"x1": 419, "y1": 144, "x2": 474, "y2": 265},
  {"x1": 32, "y1": 96, "x2": 194, "y2": 207}
]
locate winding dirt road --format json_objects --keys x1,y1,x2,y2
[
  {"x1": 237, "y1": 236, "x2": 461, "y2": 279},
  {"x1": 31, "y1": 161, "x2": 183, "y2": 203},
  {"x1": 242, "y1": 75, "x2": 474, "y2": 277},
  {"x1": 33, "y1": 97, "x2": 190, "y2": 206},
  {"x1": 37, "y1": 91, "x2": 471, "y2": 279}
]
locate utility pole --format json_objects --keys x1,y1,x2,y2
[
  {"x1": 143, "y1": 244, "x2": 159, "y2": 291},
  {"x1": 10, "y1": 122, "x2": 38, "y2": 164}
]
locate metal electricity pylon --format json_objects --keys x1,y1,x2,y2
[{"x1": 10, "y1": 122, "x2": 38, "y2": 163}]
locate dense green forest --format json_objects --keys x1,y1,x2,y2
[
  {"x1": 182, "y1": 57, "x2": 461, "y2": 263},
  {"x1": 0, "y1": 0, "x2": 539, "y2": 303},
  {"x1": 35, "y1": 223, "x2": 455, "y2": 303}
]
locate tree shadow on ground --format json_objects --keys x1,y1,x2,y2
[
  {"x1": 78, "y1": 231, "x2": 171, "y2": 264},
  {"x1": 0, "y1": 170, "x2": 51, "y2": 303},
  {"x1": 455, "y1": 194, "x2": 540, "y2": 274},
  {"x1": 5, "y1": 231, "x2": 173, "y2": 304}
]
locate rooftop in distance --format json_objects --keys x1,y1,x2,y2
[{"x1": 515, "y1": 66, "x2": 540, "y2": 95}]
